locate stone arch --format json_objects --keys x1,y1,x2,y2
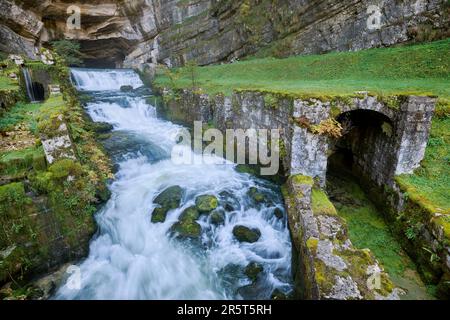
[
  {"x1": 336, "y1": 95, "x2": 397, "y2": 123},
  {"x1": 327, "y1": 109, "x2": 397, "y2": 187}
]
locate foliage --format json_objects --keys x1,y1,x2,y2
[
  {"x1": 311, "y1": 119, "x2": 343, "y2": 139},
  {"x1": 50, "y1": 40, "x2": 83, "y2": 67}
]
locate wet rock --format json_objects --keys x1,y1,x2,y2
[
  {"x1": 195, "y1": 195, "x2": 218, "y2": 213},
  {"x1": 179, "y1": 206, "x2": 200, "y2": 221},
  {"x1": 170, "y1": 220, "x2": 202, "y2": 239},
  {"x1": 271, "y1": 288, "x2": 288, "y2": 300},
  {"x1": 151, "y1": 186, "x2": 184, "y2": 223},
  {"x1": 244, "y1": 262, "x2": 264, "y2": 283},
  {"x1": 170, "y1": 206, "x2": 201, "y2": 238},
  {"x1": 247, "y1": 187, "x2": 266, "y2": 203},
  {"x1": 210, "y1": 210, "x2": 225, "y2": 225},
  {"x1": 224, "y1": 203, "x2": 235, "y2": 212},
  {"x1": 89, "y1": 122, "x2": 114, "y2": 134},
  {"x1": 274, "y1": 208, "x2": 284, "y2": 219},
  {"x1": 120, "y1": 85, "x2": 133, "y2": 92},
  {"x1": 233, "y1": 226, "x2": 261, "y2": 243}
]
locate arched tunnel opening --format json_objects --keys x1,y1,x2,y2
[
  {"x1": 327, "y1": 109, "x2": 395, "y2": 180},
  {"x1": 326, "y1": 109, "x2": 396, "y2": 220}
]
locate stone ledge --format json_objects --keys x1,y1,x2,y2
[{"x1": 283, "y1": 174, "x2": 400, "y2": 300}]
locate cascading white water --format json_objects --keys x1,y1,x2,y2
[
  {"x1": 55, "y1": 68, "x2": 293, "y2": 300},
  {"x1": 71, "y1": 68, "x2": 145, "y2": 91}
]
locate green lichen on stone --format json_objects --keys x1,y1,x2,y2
[{"x1": 195, "y1": 195, "x2": 218, "y2": 213}]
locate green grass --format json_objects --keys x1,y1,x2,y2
[
  {"x1": 327, "y1": 173, "x2": 435, "y2": 300},
  {"x1": 397, "y1": 115, "x2": 450, "y2": 213},
  {"x1": 0, "y1": 95, "x2": 64, "y2": 132},
  {"x1": 0, "y1": 146, "x2": 46, "y2": 177},
  {"x1": 155, "y1": 39, "x2": 450, "y2": 98},
  {"x1": 0, "y1": 75, "x2": 18, "y2": 90}
]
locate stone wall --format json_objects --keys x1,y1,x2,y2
[
  {"x1": 283, "y1": 175, "x2": 399, "y2": 299},
  {"x1": 158, "y1": 89, "x2": 436, "y2": 187}
]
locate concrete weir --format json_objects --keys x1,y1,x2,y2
[{"x1": 157, "y1": 87, "x2": 438, "y2": 299}]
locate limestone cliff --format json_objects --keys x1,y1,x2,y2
[{"x1": 0, "y1": 0, "x2": 448, "y2": 68}]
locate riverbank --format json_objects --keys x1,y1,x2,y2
[{"x1": 0, "y1": 56, "x2": 112, "y2": 299}]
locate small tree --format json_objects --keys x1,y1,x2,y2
[
  {"x1": 51, "y1": 40, "x2": 83, "y2": 66},
  {"x1": 185, "y1": 60, "x2": 198, "y2": 90}
]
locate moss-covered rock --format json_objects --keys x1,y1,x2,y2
[
  {"x1": 151, "y1": 186, "x2": 184, "y2": 223},
  {"x1": 170, "y1": 220, "x2": 202, "y2": 239},
  {"x1": 170, "y1": 206, "x2": 202, "y2": 238},
  {"x1": 233, "y1": 225, "x2": 261, "y2": 243},
  {"x1": 195, "y1": 194, "x2": 218, "y2": 213},
  {"x1": 244, "y1": 262, "x2": 264, "y2": 283},
  {"x1": 247, "y1": 187, "x2": 266, "y2": 203}
]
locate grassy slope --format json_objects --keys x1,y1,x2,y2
[{"x1": 155, "y1": 39, "x2": 450, "y2": 99}]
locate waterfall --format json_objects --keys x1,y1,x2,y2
[
  {"x1": 22, "y1": 68, "x2": 37, "y2": 102},
  {"x1": 70, "y1": 68, "x2": 144, "y2": 91},
  {"x1": 55, "y1": 68, "x2": 293, "y2": 300}
]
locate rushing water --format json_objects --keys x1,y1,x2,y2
[{"x1": 55, "y1": 68, "x2": 293, "y2": 300}]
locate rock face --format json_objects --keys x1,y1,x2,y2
[{"x1": 0, "y1": 0, "x2": 448, "y2": 68}]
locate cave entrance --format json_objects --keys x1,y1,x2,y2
[{"x1": 326, "y1": 109, "x2": 395, "y2": 184}]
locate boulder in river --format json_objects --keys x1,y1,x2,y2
[
  {"x1": 209, "y1": 210, "x2": 225, "y2": 225},
  {"x1": 195, "y1": 195, "x2": 218, "y2": 213},
  {"x1": 170, "y1": 206, "x2": 201, "y2": 238},
  {"x1": 233, "y1": 225, "x2": 261, "y2": 243},
  {"x1": 247, "y1": 187, "x2": 266, "y2": 203},
  {"x1": 151, "y1": 186, "x2": 184, "y2": 223}
]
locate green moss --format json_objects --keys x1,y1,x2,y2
[
  {"x1": 306, "y1": 238, "x2": 319, "y2": 251},
  {"x1": 0, "y1": 146, "x2": 46, "y2": 177},
  {"x1": 291, "y1": 174, "x2": 314, "y2": 186},
  {"x1": 311, "y1": 189, "x2": 337, "y2": 216},
  {"x1": 195, "y1": 195, "x2": 219, "y2": 213}
]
